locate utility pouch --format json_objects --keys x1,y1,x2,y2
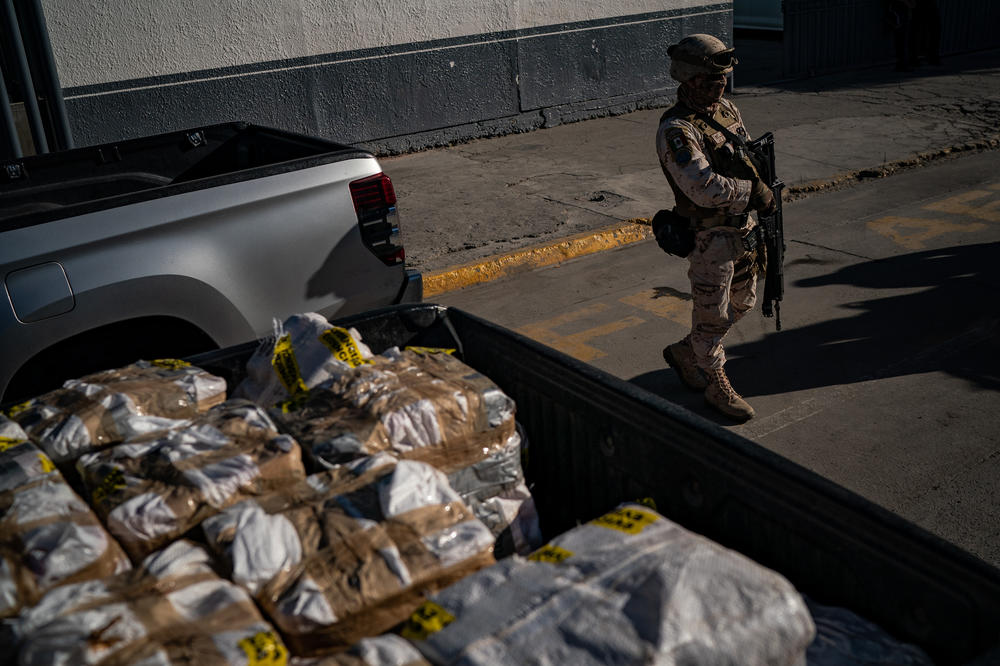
[
  {"x1": 741, "y1": 225, "x2": 764, "y2": 253},
  {"x1": 651, "y1": 209, "x2": 696, "y2": 258}
]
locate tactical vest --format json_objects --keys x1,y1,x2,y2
[{"x1": 659, "y1": 100, "x2": 760, "y2": 221}]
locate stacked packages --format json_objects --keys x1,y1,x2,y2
[
  {"x1": 77, "y1": 400, "x2": 307, "y2": 559},
  {"x1": 12, "y1": 540, "x2": 290, "y2": 665},
  {"x1": 3, "y1": 322, "x2": 522, "y2": 660},
  {"x1": 0, "y1": 415, "x2": 131, "y2": 620},
  {"x1": 238, "y1": 314, "x2": 540, "y2": 556},
  {"x1": 202, "y1": 456, "x2": 496, "y2": 655}
]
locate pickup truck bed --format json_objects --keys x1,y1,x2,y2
[
  {"x1": 0, "y1": 123, "x2": 368, "y2": 225},
  {"x1": 189, "y1": 303, "x2": 1000, "y2": 665}
]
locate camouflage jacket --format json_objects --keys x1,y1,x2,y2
[{"x1": 656, "y1": 97, "x2": 760, "y2": 227}]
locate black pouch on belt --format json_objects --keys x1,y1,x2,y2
[
  {"x1": 741, "y1": 225, "x2": 764, "y2": 253},
  {"x1": 651, "y1": 209, "x2": 696, "y2": 258}
]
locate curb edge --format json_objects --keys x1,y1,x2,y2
[{"x1": 424, "y1": 219, "x2": 653, "y2": 297}]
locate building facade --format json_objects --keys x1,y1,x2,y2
[{"x1": 42, "y1": 1, "x2": 733, "y2": 153}]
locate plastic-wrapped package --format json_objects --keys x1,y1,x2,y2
[
  {"x1": 441, "y1": 427, "x2": 540, "y2": 557},
  {"x1": 76, "y1": 400, "x2": 306, "y2": 560},
  {"x1": 0, "y1": 413, "x2": 28, "y2": 441},
  {"x1": 7, "y1": 359, "x2": 227, "y2": 463},
  {"x1": 0, "y1": 472, "x2": 131, "y2": 619},
  {"x1": 272, "y1": 347, "x2": 539, "y2": 554},
  {"x1": 233, "y1": 313, "x2": 374, "y2": 407},
  {"x1": 404, "y1": 503, "x2": 816, "y2": 666},
  {"x1": 805, "y1": 597, "x2": 934, "y2": 665},
  {"x1": 272, "y1": 349, "x2": 515, "y2": 469},
  {"x1": 202, "y1": 457, "x2": 496, "y2": 656},
  {"x1": 0, "y1": 417, "x2": 58, "y2": 492},
  {"x1": 12, "y1": 540, "x2": 290, "y2": 666},
  {"x1": 462, "y1": 479, "x2": 541, "y2": 559}
]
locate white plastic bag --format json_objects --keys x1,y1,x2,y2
[
  {"x1": 405, "y1": 503, "x2": 816, "y2": 666},
  {"x1": 233, "y1": 313, "x2": 373, "y2": 407}
]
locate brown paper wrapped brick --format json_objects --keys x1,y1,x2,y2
[
  {"x1": 202, "y1": 457, "x2": 496, "y2": 656},
  {"x1": 77, "y1": 400, "x2": 306, "y2": 560},
  {"x1": 8, "y1": 360, "x2": 227, "y2": 463},
  {"x1": 272, "y1": 350, "x2": 540, "y2": 554},
  {"x1": 274, "y1": 350, "x2": 515, "y2": 474},
  {"x1": 13, "y1": 540, "x2": 291, "y2": 665},
  {"x1": 0, "y1": 472, "x2": 131, "y2": 619}
]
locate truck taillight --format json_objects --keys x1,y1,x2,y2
[{"x1": 350, "y1": 173, "x2": 404, "y2": 266}]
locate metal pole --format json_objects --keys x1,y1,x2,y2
[
  {"x1": 21, "y1": 0, "x2": 72, "y2": 149},
  {"x1": 0, "y1": 0, "x2": 47, "y2": 153},
  {"x1": 0, "y1": 73, "x2": 23, "y2": 158}
]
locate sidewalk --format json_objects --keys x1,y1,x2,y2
[{"x1": 381, "y1": 48, "x2": 1000, "y2": 295}]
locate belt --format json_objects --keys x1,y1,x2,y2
[{"x1": 693, "y1": 212, "x2": 749, "y2": 229}]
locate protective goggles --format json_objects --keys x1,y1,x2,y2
[{"x1": 668, "y1": 47, "x2": 738, "y2": 72}]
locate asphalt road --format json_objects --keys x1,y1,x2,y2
[{"x1": 436, "y1": 150, "x2": 1000, "y2": 568}]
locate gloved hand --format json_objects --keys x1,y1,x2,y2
[{"x1": 749, "y1": 179, "x2": 777, "y2": 216}]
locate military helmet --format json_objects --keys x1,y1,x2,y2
[{"x1": 668, "y1": 34, "x2": 738, "y2": 82}]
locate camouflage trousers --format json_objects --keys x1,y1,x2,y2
[{"x1": 687, "y1": 225, "x2": 759, "y2": 371}]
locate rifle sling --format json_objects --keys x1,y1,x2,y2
[{"x1": 697, "y1": 112, "x2": 750, "y2": 150}]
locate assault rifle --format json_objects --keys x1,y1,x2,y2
[
  {"x1": 697, "y1": 113, "x2": 786, "y2": 331},
  {"x1": 747, "y1": 132, "x2": 785, "y2": 330}
]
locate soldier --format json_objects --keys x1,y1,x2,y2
[{"x1": 656, "y1": 34, "x2": 775, "y2": 421}]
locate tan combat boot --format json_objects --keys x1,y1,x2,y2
[
  {"x1": 662, "y1": 336, "x2": 708, "y2": 391},
  {"x1": 704, "y1": 367, "x2": 755, "y2": 421}
]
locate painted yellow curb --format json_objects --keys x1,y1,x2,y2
[{"x1": 424, "y1": 218, "x2": 654, "y2": 297}]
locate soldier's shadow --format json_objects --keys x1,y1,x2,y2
[{"x1": 630, "y1": 241, "x2": 1000, "y2": 422}]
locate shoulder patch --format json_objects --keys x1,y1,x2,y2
[
  {"x1": 674, "y1": 147, "x2": 692, "y2": 166},
  {"x1": 665, "y1": 128, "x2": 690, "y2": 154}
]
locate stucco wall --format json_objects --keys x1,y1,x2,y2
[{"x1": 42, "y1": 0, "x2": 732, "y2": 152}]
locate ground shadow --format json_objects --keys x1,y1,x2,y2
[{"x1": 630, "y1": 241, "x2": 1000, "y2": 418}]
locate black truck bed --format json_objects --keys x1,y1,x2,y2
[
  {"x1": 0, "y1": 122, "x2": 369, "y2": 227},
  {"x1": 188, "y1": 303, "x2": 1000, "y2": 665}
]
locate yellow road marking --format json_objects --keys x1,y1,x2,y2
[
  {"x1": 517, "y1": 303, "x2": 645, "y2": 361},
  {"x1": 619, "y1": 288, "x2": 691, "y2": 325},
  {"x1": 923, "y1": 190, "x2": 1000, "y2": 222},
  {"x1": 867, "y1": 216, "x2": 987, "y2": 250},
  {"x1": 867, "y1": 185, "x2": 997, "y2": 249}
]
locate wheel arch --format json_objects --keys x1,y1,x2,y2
[{"x1": 2, "y1": 315, "x2": 223, "y2": 404}]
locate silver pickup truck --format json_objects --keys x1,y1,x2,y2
[{"x1": 0, "y1": 122, "x2": 422, "y2": 402}]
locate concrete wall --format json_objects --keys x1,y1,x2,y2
[{"x1": 42, "y1": 0, "x2": 732, "y2": 153}]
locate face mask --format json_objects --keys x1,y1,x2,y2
[
  {"x1": 694, "y1": 74, "x2": 727, "y2": 103},
  {"x1": 680, "y1": 73, "x2": 728, "y2": 112}
]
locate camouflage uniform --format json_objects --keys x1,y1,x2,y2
[{"x1": 657, "y1": 96, "x2": 760, "y2": 372}]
